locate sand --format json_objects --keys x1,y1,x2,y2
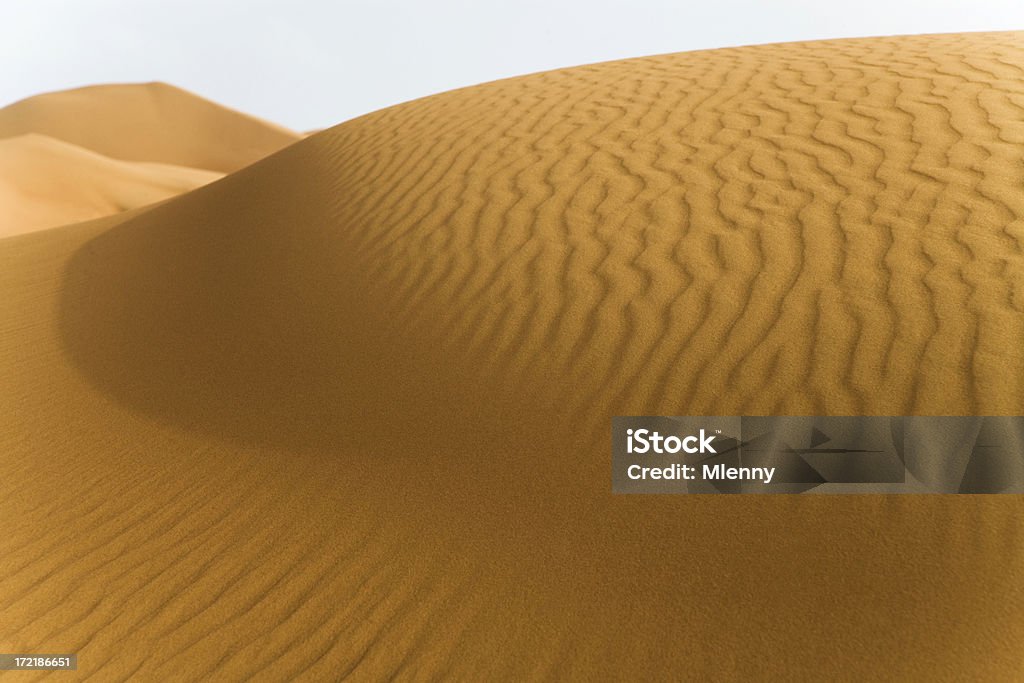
[{"x1": 1, "y1": 32, "x2": 1023, "y2": 680}]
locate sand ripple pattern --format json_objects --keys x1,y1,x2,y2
[{"x1": 306, "y1": 32, "x2": 1024, "y2": 421}]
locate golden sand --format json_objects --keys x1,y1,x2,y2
[{"x1": 1, "y1": 33, "x2": 1023, "y2": 679}]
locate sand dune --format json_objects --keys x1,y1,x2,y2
[
  {"x1": 0, "y1": 82, "x2": 302, "y2": 173},
  {"x1": 0, "y1": 82, "x2": 301, "y2": 234},
  {"x1": 0, "y1": 134, "x2": 222, "y2": 237},
  {"x1": 2, "y1": 33, "x2": 1024, "y2": 679}
]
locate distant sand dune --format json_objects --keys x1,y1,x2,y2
[
  {"x1": 2, "y1": 33, "x2": 1024, "y2": 680},
  {"x1": 0, "y1": 134, "x2": 222, "y2": 237},
  {"x1": 0, "y1": 82, "x2": 302, "y2": 173},
  {"x1": 0, "y1": 83, "x2": 301, "y2": 233}
]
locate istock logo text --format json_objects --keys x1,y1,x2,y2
[{"x1": 626, "y1": 428, "x2": 717, "y2": 455}]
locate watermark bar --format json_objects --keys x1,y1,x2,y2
[
  {"x1": 0, "y1": 654, "x2": 77, "y2": 670},
  {"x1": 612, "y1": 416, "x2": 1024, "y2": 494}
]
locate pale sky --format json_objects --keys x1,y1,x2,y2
[{"x1": 2, "y1": 0, "x2": 1023, "y2": 131}]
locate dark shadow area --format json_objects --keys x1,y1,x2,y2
[{"x1": 55, "y1": 162, "x2": 565, "y2": 460}]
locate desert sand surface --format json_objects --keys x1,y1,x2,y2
[
  {"x1": 2, "y1": 32, "x2": 1024, "y2": 680},
  {"x1": 0, "y1": 134, "x2": 223, "y2": 237}
]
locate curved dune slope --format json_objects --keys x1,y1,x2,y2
[
  {"x1": 0, "y1": 82, "x2": 302, "y2": 173},
  {"x1": 2, "y1": 33, "x2": 1024, "y2": 679},
  {"x1": 0, "y1": 134, "x2": 223, "y2": 237}
]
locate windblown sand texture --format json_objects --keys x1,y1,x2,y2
[
  {"x1": 0, "y1": 83, "x2": 301, "y2": 234},
  {"x1": 2, "y1": 33, "x2": 1024, "y2": 680}
]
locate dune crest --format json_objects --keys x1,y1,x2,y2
[{"x1": 2, "y1": 33, "x2": 1024, "y2": 680}]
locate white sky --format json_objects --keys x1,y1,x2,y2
[{"x1": 2, "y1": 0, "x2": 1023, "y2": 131}]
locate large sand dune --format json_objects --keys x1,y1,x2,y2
[{"x1": 2, "y1": 33, "x2": 1024, "y2": 679}]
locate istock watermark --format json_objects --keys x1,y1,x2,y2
[
  {"x1": 612, "y1": 416, "x2": 1024, "y2": 494},
  {"x1": 625, "y1": 428, "x2": 718, "y2": 454}
]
